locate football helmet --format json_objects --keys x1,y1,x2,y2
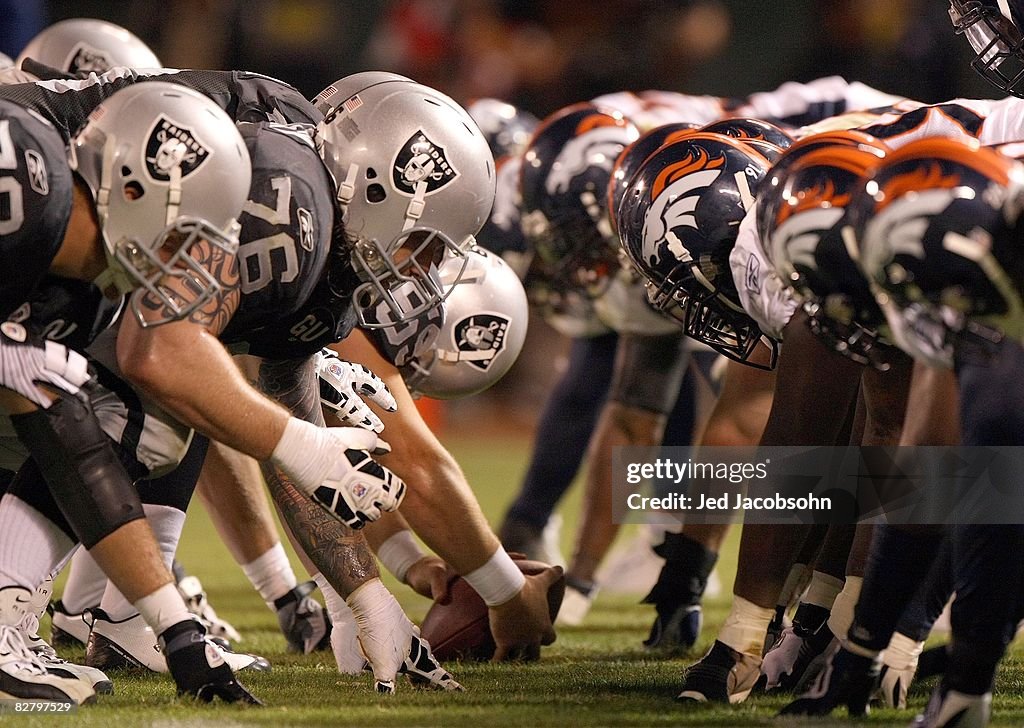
[
  {"x1": 851, "y1": 136, "x2": 1024, "y2": 367},
  {"x1": 608, "y1": 122, "x2": 700, "y2": 236},
  {"x1": 466, "y1": 98, "x2": 539, "y2": 159},
  {"x1": 949, "y1": 0, "x2": 1024, "y2": 97},
  {"x1": 0, "y1": 53, "x2": 12, "y2": 70},
  {"x1": 757, "y1": 129, "x2": 890, "y2": 247},
  {"x1": 313, "y1": 75, "x2": 495, "y2": 329},
  {"x1": 17, "y1": 18, "x2": 161, "y2": 73},
  {"x1": 617, "y1": 132, "x2": 777, "y2": 367},
  {"x1": 763, "y1": 144, "x2": 892, "y2": 367},
  {"x1": 401, "y1": 246, "x2": 528, "y2": 399},
  {"x1": 519, "y1": 103, "x2": 639, "y2": 298},
  {"x1": 70, "y1": 82, "x2": 251, "y2": 327},
  {"x1": 701, "y1": 117, "x2": 795, "y2": 152}
]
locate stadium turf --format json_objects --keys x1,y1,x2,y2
[{"x1": 10, "y1": 433, "x2": 1024, "y2": 727}]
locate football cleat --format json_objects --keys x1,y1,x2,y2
[
  {"x1": 911, "y1": 687, "x2": 991, "y2": 728},
  {"x1": 14, "y1": 601, "x2": 112, "y2": 695},
  {"x1": 643, "y1": 604, "x2": 702, "y2": 653},
  {"x1": 778, "y1": 641, "x2": 881, "y2": 718},
  {"x1": 0, "y1": 587, "x2": 95, "y2": 705},
  {"x1": 177, "y1": 575, "x2": 242, "y2": 644},
  {"x1": 159, "y1": 621, "x2": 261, "y2": 705},
  {"x1": 498, "y1": 515, "x2": 565, "y2": 568},
  {"x1": 676, "y1": 640, "x2": 762, "y2": 704},
  {"x1": 555, "y1": 579, "x2": 598, "y2": 627},
  {"x1": 274, "y1": 581, "x2": 331, "y2": 654},
  {"x1": 86, "y1": 611, "x2": 270, "y2": 674},
  {"x1": 48, "y1": 600, "x2": 93, "y2": 649}
]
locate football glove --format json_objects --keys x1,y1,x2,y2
[{"x1": 315, "y1": 349, "x2": 397, "y2": 433}]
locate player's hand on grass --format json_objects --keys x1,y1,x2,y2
[
  {"x1": 489, "y1": 565, "x2": 561, "y2": 662},
  {"x1": 405, "y1": 556, "x2": 456, "y2": 602},
  {"x1": 400, "y1": 634, "x2": 463, "y2": 691}
]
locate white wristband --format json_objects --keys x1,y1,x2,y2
[
  {"x1": 270, "y1": 417, "x2": 332, "y2": 496},
  {"x1": 463, "y1": 548, "x2": 525, "y2": 607},
  {"x1": 376, "y1": 530, "x2": 426, "y2": 584}
]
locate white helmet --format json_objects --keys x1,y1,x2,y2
[
  {"x1": 312, "y1": 74, "x2": 496, "y2": 329},
  {"x1": 402, "y1": 247, "x2": 528, "y2": 399},
  {"x1": 70, "y1": 82, "x2": 251, "y2": 326},
  {"x1": 17, "y1": 18, "x2": 161, "y2": 73}
]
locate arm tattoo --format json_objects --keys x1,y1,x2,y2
[
  {"x1": 257, "y1": 355, "x2": 380, "y2": 597},
  {"x1": 137, "y1": 239, "x2": 241, "y2": 334}
]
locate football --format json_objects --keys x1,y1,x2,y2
[{"x1": 419, "y1": 559, "x2": 566, "y2": 661}]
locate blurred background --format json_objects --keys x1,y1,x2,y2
[{"x1": 0, "y1": 0, "x2": 998, "y2": 435}]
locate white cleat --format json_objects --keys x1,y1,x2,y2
[
  {"x1": 911, "y1": 687, "x2": 991, "y2": 728},
  {"x1": 177, "y1": 575, "x2": 242, "y2": 644},
  {"x1": 0, "y1": 588, "x2": 95, "y2": 705},
  {"x1": 86, "y1": 611, "x2": 269, "y2": 674},
  {"x1": 48, "y1": 601, "x2": 93, "y2": 648},
  {"x1": 555, "y1": 583, "x2": 597, "y2": 627}
]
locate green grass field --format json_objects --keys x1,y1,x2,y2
[{"x1": 8, "y1": 433, "x2": 1024, "y2": 727}]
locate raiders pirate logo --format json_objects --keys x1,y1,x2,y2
[
  {"x1": 452, "y1": 313, "x2": 509, "y2": 371},
  {"x1": 144, "y1": 116, "x2": 211, "y2": 183},
  {"x1": 297, "y1": 207, "x2": 315, "y2": 252},
  {"x1": 392, "y1": 130, "x2": 458, "y2": 196},
  {"x1": 66, "y1": 43, "x2": 114, "y2": 73}
]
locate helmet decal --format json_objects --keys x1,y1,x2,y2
[
  {"x1": 452, "y1": 313, "x2": 510, "y2": 370},
  {"x1": 876, "y1": 164, "x2": 961, "y2": 212},
  {"x1": 392, "y1": 130, "x2": 459, "y2": 195},
  {"x1": 544, "y1": 126, "x2": 628, "y2": 195},
  {"x1": 775, "y1": 178, "x2": 850, "y2": 228},
  {"x1": 144, "y1": 115, "x2": 211, "y2": 182},
  {"x1": 66, "y1": 43, "x2": 115, "y2": 73}
]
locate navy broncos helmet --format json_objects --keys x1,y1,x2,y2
[
  {"x1": 852, "y1": 136, "x2": 1024, "y2": 368},
  {"x1": 467, "y1": 98, "x2": 539, "y2": 159},
  {"x1": 618, "y1": 132, "x2": 777, "y2": 368},
  {"x1": 519, "y1": 103, "x2": 639, "y2": 297},
  {"x1": 764, "y1": 144, "x2": 893, "y2": 368},
  {"x1": 607, "y1": 122, "x2": 700, "y2": 237},
  {"x1": 949, "y1": 0, "x2": 1024, "y2": 97},
  {"x1": 701, "y1": 118, "x2": 795, "y2": 152}
]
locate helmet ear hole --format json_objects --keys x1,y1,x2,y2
[
  {"x1": 122, "y1": 180, "x2": 144, "y2": 201},
  {"x1": 365, "y1": 167, "x2": 377, "y2": 179},
  {"x1": 120, "y1": 165, "x2": 132, "y2": 177},
  {"x1": 366, "y1": 183, "x2": 387, "y2": 203}
]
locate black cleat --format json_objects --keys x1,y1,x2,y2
[{"x1": 779, "y1": 641, "x2": 880, "y2": 718}]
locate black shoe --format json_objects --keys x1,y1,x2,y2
[
  {"x1": 160, "y1": 621, "x2": 261, "y2": 705},
  {"x1": 760, "y1": 606, "x2": 835, "y2": 693},
  {"x1": 779, "y1": 641, "x2": 881, "y2": 718},
  {"x1": 644, "y1": 604, "x2": 702, "y2": 653},
  {"x1": 676, "y1": 640, "x2": 761, "y2": 704},
  {"x1": 274, "y1": 582, "x2": 331, "y2": 654}
]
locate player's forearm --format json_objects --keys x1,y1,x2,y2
[
  {"x1": 118, "y1": 322, "x2": 289, "y2": 459},
  {"x1": 257, "y1": 355, "x2": 380, "y2": 597}
]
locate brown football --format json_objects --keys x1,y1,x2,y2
[{"x1": 419, "y1": 559, "x2": 565, "y2": 661}]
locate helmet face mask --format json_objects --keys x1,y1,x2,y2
[
  {"x1": 950, "y1": 0, "x2": 1024, "y2": 96},
  {"x1": 70, "y1": 83, "x2": 250, "y2": 327},
  {"x1": 314, "y1": 76, "x2": 495, "y2": 329}
]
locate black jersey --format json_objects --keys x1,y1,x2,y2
[
  {"x1": 0, "y1": 64, "x2": 321, "y2": 143},
  {"x1": 0, "y1": 100, "x2": 74, "y2": 319},
  {"x1": 219, "y1": 121, "x2": 335, "y2": 347},
  {"x1": 11, "y1": 276, "x2": 117, "y2": 351}
]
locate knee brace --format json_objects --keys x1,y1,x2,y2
[{"x1": 10, "y1": 392, "x2": 145, "y2": 548}]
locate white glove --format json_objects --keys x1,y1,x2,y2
[
  {"x1": 348, "y1": 579, "x2": 462, "y2": 693},
  {"x1": 271, "y1": 419, "x2": 406, "y2": 530},
  {"x1": 315, "y1": 349, "x2": 397, "y2": 433}
]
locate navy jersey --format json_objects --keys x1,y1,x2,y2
[
  {"x1": 0, "y1": 100, "x2": 74, "y2": 319},
  {"x1": 0, "y1": 64, "x2": 321, "y2": 143},
  {"x1": 219, "y1": 121, "x2": 336, "y2": 348},
  {"x1": 10, "y1": 276, "x2": 116, "y2": 351}
]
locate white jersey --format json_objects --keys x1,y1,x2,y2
[
  {"x1": 858, "y1": 96, "x2": 1024, "y2": 147},
  {"x1": 730, "y1": 204, "x2": 798, "y2": 341},
  {"x1": 593, "y1": 268, "x2": 681, "y2": 336}
]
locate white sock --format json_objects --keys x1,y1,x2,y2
[
  {"x1": 312, "y1": 572, "x2": 365, "y2": 674},
  {"x1": 718, "y1": 595, "x2": 774, "y2": 659},
  {"x1": 827, "y1": 575, "x2": 863, "y2": 641},
  {"x1": 242, "y1": 542, "x2": 297, "y2": 608},
  {"x1": 99, "y1": 504, "x2": 185, "y2": 621},
  {"x1": 0, "y1": 493, "x2": 75, "y2": 591},
  {"x1": 133, "y1": 582, "x2": 191, "y2": 636},
  {"x1": 803, "y1": 571, "x2": 844, "y2": 610},
  {"x1": 883, "y1": 631, "x2": 923, "y2": 671},
  {"x1": 59, "y1": 548, "x2": 108, "y2": 613}
]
